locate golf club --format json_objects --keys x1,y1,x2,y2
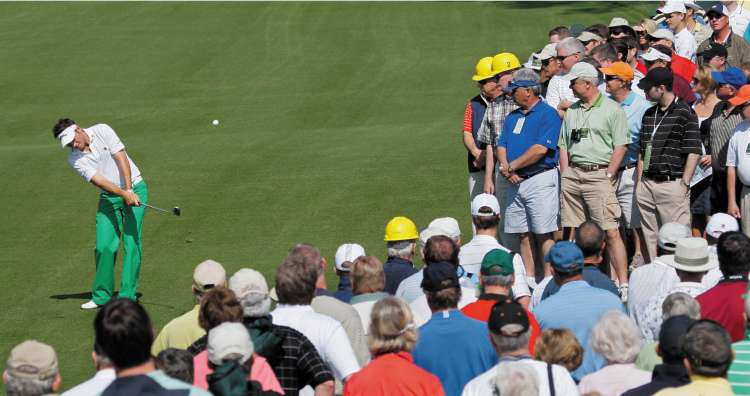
[{"x1": 143, "y1": 203, "x2": 181, "y2": 216}]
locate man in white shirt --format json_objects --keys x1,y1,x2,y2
[
  {"x1": 723, "y1": 0, "x2": 750, "y2": 38},
  {"x1": 546, "y1": 37, "x2": 585, "y2": 117},
  {"x1": 636, "y1": 238, "x2": 717, "y2": 341},
  {"x1": 462, "y1": 300, "x2": 578, "y2": 396},
  {"x1": 458, "y1": 193, "x2": 531, "y2": 302},
  {"x1": 52, "y1": 118, "x2": 147, "y2": 310},
  {"x1": 271, "y1": 244, "x2": 360, "y2": 390},
  {"x1": 726, "y1": 85, "x2": 750, "y2": 236},
  {"x1": 61, "y1": 347, "x2": 115, "y2": 396},
  {"x1": 664, "y1": 1, "x2": 698, "y2": 62}
]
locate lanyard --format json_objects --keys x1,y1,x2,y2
[{"x1": 651, "y1": 98, "x2": 676, "y2": 139}]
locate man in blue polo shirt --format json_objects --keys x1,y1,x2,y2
[
  {"x1": 497, "y1": 68, "x2": 562, "y2": 284},
  {"x1": 533, "y1": 241, "x2": 625, "y2": 382},
  {"x1": 412, "y1": 262, "x2": 497, "y2": 396}
]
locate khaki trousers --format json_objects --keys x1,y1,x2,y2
[{"x1": 636, "y1": 178, "x2": 690, "y2": 261}]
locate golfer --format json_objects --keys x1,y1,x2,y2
[{"x1": 52, "y1": 118, "x2": 148, "y2": 309}]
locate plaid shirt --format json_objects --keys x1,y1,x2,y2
[
  {"x1": 187, "y1": 317, "x2": 333, "y2": 395},
  {"x1": 477, "y1": 95, "x2": 518, "y2": 147}
]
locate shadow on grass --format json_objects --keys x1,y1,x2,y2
[{"x1": 49, "y1": 292, "x2": 144, "y2": 301}]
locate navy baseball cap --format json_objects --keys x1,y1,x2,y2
[
  {"x1": 421, "y1": 261, "x2": 459, "y2": 292},
  {"x1": 712, "y1": 67, "x2": 747, "y2": 89},
  {"x1": 659, "y1": 315, "x2": 696, "y2": 363},
  {"x1": 544, "y1": 241, "x2": 584, "y2": 273},
  {"x1": 706, "y1": 3, "x2": 727, "y2": 18}
]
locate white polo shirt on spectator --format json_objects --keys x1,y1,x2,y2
[
  {"x1": 725, "y1": 3, "x2": 750, "y2": 38},
  {"x1": 673, "y1": 28, "x2": 697, "y2": 62},
  {"x1": 461, "y1": 359, "x2": 578, "y2": 396},
  {"x1": 271, "y1": 304, "x2": 360, "y2": 383},
  {"x1": 726, "y1": 121, "x2": 750, "y2": 185},
  {"x1": 61, "y1": 368, "x2": 115, "y2": 396},
  {"x1": 458, "y1": 234, "x2": 531, "y2": 299},
  {"x1": 544, "y1": 74, "x2": 577, "y2": 111},
  {"x1": 68, "y1": 124, "x2": 142, "y2": 188}
]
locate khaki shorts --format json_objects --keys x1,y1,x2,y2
[{"x1": 560, "y1": 166, "x2": 621, "y2": 230}]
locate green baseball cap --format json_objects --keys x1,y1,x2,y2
[{"x1": 481, "y1": 249, "x2": 514, "y2": 276}]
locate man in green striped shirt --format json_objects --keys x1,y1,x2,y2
[{"x1": 729, "y1": 294, "x2": 750, "y2": 395}]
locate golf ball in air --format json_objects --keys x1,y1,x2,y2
[{"x1": 212, "y1": 119, "x2": 220, "y2": 126}]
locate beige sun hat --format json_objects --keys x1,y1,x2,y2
[{"x1": 661, "y1": 237, "x2": 718, "y2": 272}]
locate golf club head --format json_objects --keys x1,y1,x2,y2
[{"x1": 172, "y1": 207, "x2": 181, "y2": 216}]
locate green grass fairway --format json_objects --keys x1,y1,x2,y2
[{"x1": 1, "y1": 1, "x2": 652, "y2": 390}]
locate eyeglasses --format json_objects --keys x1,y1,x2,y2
[
  {"x1": 556, "y1": 52, "x2": 579, "y2": 61},
  {"x1": 605, "y1": 75, "x2": 621, "y2": 81},
  {"x1": 706, "y1": 14, "x2": 725, "y2": 21}
]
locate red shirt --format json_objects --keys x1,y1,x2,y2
[
  {"x1": 461, "y1": 294, "x2": 541, "y2": 354},
  {"x1": 343, "y1": 352, "x2": 445, "y2": 396},
  {"x1": 696, "y1": 278, "x2": 748, "y2": 342}
]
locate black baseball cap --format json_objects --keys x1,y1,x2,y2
[
  {"x1": 638, "y1": 67, "x2": 673, "y2": 91},
  {"x1": 488, "y1": 299, "x2": 530, "y2": 336},
  {"x1": 421, "y1": 261, "x2": 459, "y2": 292},
  {"x1": 658, "y1": 315, "x2": 696, "y2": 363},
  {"x1": 701, "y1": 42, "x2": 728, "y2": 61}
]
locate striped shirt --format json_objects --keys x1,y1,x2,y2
[
  {"x1": 706, "y1": 101, "x2": 744, "y2": 172},
  {"x1": 730, "y1": 337, "x2": 750, "y2": 395},
  {"x1": 476, "y1": 95, "x2": 517, "y2": 147},
  {"x1": 641, "y1": 97, "x2": 702, "y2": 177}
]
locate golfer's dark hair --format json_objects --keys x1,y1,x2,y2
[
  {"x1": 575, "y1": 222, "x2": 605, "y2": 257},
  {"x1": 156, "y1": 348, "x2": 194, "y2": 384},
  {"x1": 472, "y1": 209, "x2": 499, "y2": 230},
  {"x1": 717, "y1": 231, "x2": 750, "y2": 277},
  {"x1": 52, "y1": 118, "x2": 75, "y2": 138},
  {"x1": 683, "y1": 320, "x2": 733, "y2": 377},
  {"x1": 94, "y1": 298, "x2": 153, "y2": 370},
  {"x1": 198, "y1": 286, "x2": 243, "y2": 331},
  {"x1": 585, "y1": 24, "x2": 609, "y2": 40},
  {"x1": 425, "y1": 287, "x2": 461, "y2": 312},
  {"x1": 424, "y1": 235, "x2": 459, "y2": 265},
  {"x1": 276, "y1": 247, "x2": 319, "y2": 305},
  {"x1": 549, "y1": 26, "x2": 570, "y2": 39}
]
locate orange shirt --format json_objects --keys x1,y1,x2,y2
[
  {"x1": 343, "y1": 352, "x2": 445, "y2": 396},
  {"x1": 461, "y1": 294, "x2": 541, "y2": 354}
]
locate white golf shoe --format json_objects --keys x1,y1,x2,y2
[{"x1": 80, "y1": 300, "x2": 99, "y2": 310}]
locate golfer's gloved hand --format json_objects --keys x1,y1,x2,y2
[{"x1": 123, "y1": 191, "x2": 141, "y2": 207}]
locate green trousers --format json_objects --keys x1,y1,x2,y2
[{"x1": 93, "y1": 181, "x2": 148, "y2": 304}]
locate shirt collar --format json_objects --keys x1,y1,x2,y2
[
  {"x1": 478, "y1": 293, "x2": 509, "y2": 301},
  {"x1": 274, "y1": 304, "x2": 314, "y2": 314},
  {"x1": 471, "y1": 234, "x2": 499, "y2": 243},
  {"x1": 621, "y1": 91, "x2": 637, "y2": 106},
  {"x1": 581, "y1": 93, "x2": 604, "y2": 110},
  {"x1": 430, "y1": 309, "x2": 462, "y2": 320},
  {"x1": 559, "y1": 279, "x2": 589, "y2": 290}
]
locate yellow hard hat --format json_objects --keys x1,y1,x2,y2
[
  {"x1": 472, "y1": 56, "x2": 497, "y2": 81},
  {"x1": 492, "y1": 52, "x2": 521, "y2": 75},
  {"x1": 384, "y1": 216, "x2": 419, "y2": 242}
]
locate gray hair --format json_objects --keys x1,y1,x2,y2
[
  {"x1": 493, "y1": 361, "x2": 540, "y2": 396},
  {"x1": 482, "y1": 274, "x2": 514, "y2": 288},
  {"x1": 557, "y1": 37, "x2": 585, "y2": 56},
  {"x1": 5, "y1": 375, "x2": 56, "y2": 396},
  {"x1": 662, "y1": 292, "x2": 701, "y2": 321},
  {"x1": 591, "y1": 310, "x2": 642, "y2": 364},
  {"x1": 236, "y1": 292, "x2": 271, "y2": 318},
  {"x1": 511, "y1": 68, "x2": 541, "y2": 96},
  {"x1": 490, "y1": 328, "x2": 532, "y2": 354},
  {"x1": 387, "y1": 240, "x2": 414, "y2": 259}
]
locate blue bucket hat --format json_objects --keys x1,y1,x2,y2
[
  {"x1": 544, "y1": 241, "x2": 584, "y2": 273},
  {"x1": 712, "y1": 67, "x2": 747, "y2": 89}
]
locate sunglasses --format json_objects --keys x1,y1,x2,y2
[
  {"x1": 707, "y1": 13, "x2": 726, "y2": 21},
  {"x1": 610, "y1": 27, "x2": 626, "y2": 36},
  {"x1": 634, "y1": 30, "x2": 646, "y2": 37},
  {"x1": 605, "y1": 75, "x2": 621, "y2": 81},
  {"x1": 556, "y1": 52, "x2": 579, "y2": 61},
  {"x1": 479, "y1": 75, "x2": 501, "y2": 85}
]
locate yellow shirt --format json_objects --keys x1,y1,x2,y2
[
  {"x1": 654, "y1": 375, "x2": 735, "y2": 396},
  {"x1": 151, "y1": 305, "x2": 205, "y2": 356}
]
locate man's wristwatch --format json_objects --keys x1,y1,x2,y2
[{"x1": 507, "y1": 166, "x2": 514, "y2": 174}]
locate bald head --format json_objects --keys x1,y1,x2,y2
[{"x1": 575, "y1": 222, "x2": 605, "y2": 258}]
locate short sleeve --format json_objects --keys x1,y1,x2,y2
[
  {"x1": 297, "y1": 334, "x2": 335, "y2": 387},
  {"x1": 323, "y1": 322, "x2": 360, "y2": 380},
  {"x1": 99, "y1": 124, "x2": 125, "y2": 154},
  {"x1": 68, "y1": 156, "x2": 98, "y2": 182},
  {"x1": 533, "y1": 106, "x2": 563, "y2": 149},
  {"x1": 610, "y1": 106, "x2": 631, "y2": 146},
  {"x1": 463, "y1": 103, "x2": 473, "y2": 133},
  {"x1": 511, "y1": 254, "x2": 531, "y2": 298},
  {"x1": 558, "y1": 113, "x2": 571, "y2": 149},
  {"x1": 727, "y1": 134, "x2": 739, "y2": 167}
]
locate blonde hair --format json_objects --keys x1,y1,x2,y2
[
  {"x1": 534, "y1": 328, "x2": 584, "y2": 371},
  {"x1": 637, "y1": 18, "x2": 657, "y2": 35},
  {"x1": 694, "y1": 65, "x2": 717, "y2": 94},
  {"x1": 351, "y1": 256, "x2": 385, "y2": 295},
  {"x1": 368, "y1": 297, "x2": 418, "y2": 356}
]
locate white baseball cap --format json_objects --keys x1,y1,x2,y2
[
  {"x1": 471, "y1": 193, "x2": 500, "y2": 217},
  {"x1": 193, "y1": 259, "x2": 227, "y2": 293},
  {"x1": 334, "y1": 243, "x2": 365, "y2": 271},
  {"x1": 535, "y1": 43, "x2": 558, "y2": 61},
  {"x1": 428, "y1": 217, "x2": 461, "y2": 240},
  {"x1": 208, "y1": 322, "x2": 254, "y2": 365},
  {"x1": 228, "y1": 268, "x2": 269, "y2": 299},
  {"x1": 706, "y1": 213, "x2": 739, "y2": 239},
  {"x1": 648, "y1": 29, "x2": 675, "y2": 42},
  {"x1": 562, "y1": 62, "x2": 599, "y2": 81},
  {"x1": 661, "y1": 1, "x2": 687, "y2": 14},
  {"x1": 640, "y1": 47, "x2": 672, "y2": 62},
  {"x1": 658, "y1": 222, "x2": 691, "y2": 252}
]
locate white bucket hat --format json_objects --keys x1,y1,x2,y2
[{"x1": 661, "y1": 237, "x2": 718, "y2": 272}]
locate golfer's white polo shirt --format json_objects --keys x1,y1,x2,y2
[
  {"x1": 67, "y1": 124, "x2": 142, "y2": 189},
  {"x1": 726, "y1": 121, "x2": 750, "y2": 186},
  {"x1": 271, "y1": 304, "x2": 360, "y2": 383}
]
